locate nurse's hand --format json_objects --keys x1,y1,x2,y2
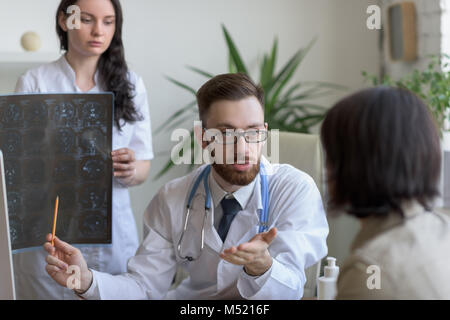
[
  {"x1": 43, "y1": 234, "x2": 93, "y2": 293},
  {"x1": 112, "y1": 148, "x2": 151, "y2": 187},
  {"x1": 112, "y1": 148, "x2": 137, "y2": 182},
  {"x1": 220, "y1": 227, "x2": 277, "y2": 277}
]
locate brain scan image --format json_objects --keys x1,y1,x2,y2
[
  {"x1": 1, "y1": 104, "x2": 23, "y2": 128},
  {"x1": 58, "y1": 213, "x2": 74, "y2": 237},
  {"x1": 23, "y1": 158, "x2": 46, "y2": 184},
  {"x1": 53, "y1": 159, "x2": 76, "y2": 183},
  {"x1": 1, "y1": 93, "x2": 113, "y2": 250},
  {"x1": 25, "y1": 102, "x2": 48, "y2": 125},
  {"x1": 81, "y1": 158, "x2": 105, "y2": 181},
  {"x1": 80, "y1": 128, "x2": 106, "y2": 155},
  {"x1": 8, "y1": 216, "x2": 23, "y2": 245},
  {"x1": 24, "y1": 129, "x2": 47, "y2": 156},
  {"x1": 82, "y1": 101, "x2": 106, "y2": 122},
  {"x1": 79, "y1": 211, "x2": 107, "y2": 238},
  {"x1": 24, "y1": 189, "x2": 47, "y2": 211},
  {"x1": 54, "y1": 185, "x2": 77, "y2": 210},
  {"x1": 6, "y1": 191, "x2": 21, "y2": 214},
  {"x1": 1, "y1": 130, "x2": 22, "y2": 155},
  {"x1": 4, "y1": 160, "x2": 21, "y2": 187},
  {"x1": 80, "y1": 185, "x2": 106, "y2": 210},
  {"x1": 54, "y1": 128, "x2": 76, "y2": 154},
  {"x1": 24, "y1": 216, "x2": 50, "y2": 243},
  {"x1": 54, "y1": 102, "x2": 75, "y2": 121}
]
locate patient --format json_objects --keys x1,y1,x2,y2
[{"x1": 321, "y1": 86, "x2": 450, "y2": 299}]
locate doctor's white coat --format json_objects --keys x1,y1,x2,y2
[{"x1": 83, "y1": 157, "x2": 329, "y2": 299}]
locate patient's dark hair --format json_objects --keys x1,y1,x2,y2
[{"x1": 321, "y1": 86, "x2": 441, "y2": 218}]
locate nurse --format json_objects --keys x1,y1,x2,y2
[
  {"x1": 43, "y1": 73, "x2": 328, "y2": 300},
  {"x1": 14, "y1": 0, "x2": 153, "y2": 299}
]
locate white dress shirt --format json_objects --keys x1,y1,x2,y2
[
  {"x1": 80, "y1": 156, "x2": 329, "y2": 300},
  {"x1": 13, "y1": 55, "x2": 154, "y2": 299},
  {"x1": 209, "y1": 170, "x2": 256, "y2": 231}
]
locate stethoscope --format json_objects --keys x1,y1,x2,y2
[{"x1": 177, "y1": 162, "x2": 269, "y2": 261}]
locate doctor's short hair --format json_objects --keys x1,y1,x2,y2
[
  {"x1": 321, "y1": 86, "x2": 441, "y2": 218},
  {"x1": 196, "y1": 73, "x2": 265, "y2": 126}
]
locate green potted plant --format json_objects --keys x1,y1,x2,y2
[
  {"x1": 154, "y1": 25, "x2": 344, "y2": 179},
  {"x1": 362, "y1": 54, "x2": 450, "y2": 133}
]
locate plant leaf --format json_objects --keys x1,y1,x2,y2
[
  {"x1": 287, "y1": 87, "x2": 338, "y2": 102},
  {"x1": 166, "y1": 76, "x2": 197, "y2": 95},
  {"x1": 288, "y1": 103, "x2": 328, "y2": 112},
  {"x1": 228, "y1": 54, "x2": 238, "y2": 73},
  {"x1": 153, "y1": 100, "x2": 197, "y2": 134},
  {"x1": 260, "y1": 38, "x2": 278, "y2": 87},
  {"x1": 164, "y1": 113, "x2": 198, "y2": 132},
  {"x1": 222, "y1": 24, "x2": 248, "y2": 74},
  {"x1": 154, "y1": 130, "x2": 197, "y2": 180},
  {"x1": 186, "y1": 66, "x2": 215, "y2": 78},
  {"x1": 268, "y1": 58, "x2": 302, "y2": 111},
  {"x1": 260, "y1": 54, "x2": 270, "y2": 86},
  {"x1": 266, "y1": 38, "x2": 317, "y2": 111},
  {"x1": 279, "y1": 83, "x2": 302, "y2": 101},
  {"x1": 266, "y1": 37, "x2": 316, "y2": 93},
  {"x1": 300, "y1": 80, "x2": 348, "y2": 91}
]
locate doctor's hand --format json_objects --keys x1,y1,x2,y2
[
  {"x1": 219, "y1": 227, "x2": 277, "y2": 277},
  {"x1": 43, "y1": 234, "x2": 93, "y2": 293}
]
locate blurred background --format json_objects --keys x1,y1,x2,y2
[{"x1": 0, "y1": 0, "x2": 448, "y2": 265}]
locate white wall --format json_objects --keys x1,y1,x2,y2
[
  {"x1": 442, "y1": 0, "x2": 450, "y2": 64},
  {"x1": 381, "y1": 0, "x2": 443, "y2": 78},
  {"x1": 0, "y1": 0, "x2": 381, "y2": 265}
]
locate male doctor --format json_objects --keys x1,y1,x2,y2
[{"x1": 44, "y1": 73, "x2": 329, "y2": 299}]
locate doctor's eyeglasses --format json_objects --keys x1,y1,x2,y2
[{"x1": 205, "y1": 128, "x2": 268, "y2": 145}]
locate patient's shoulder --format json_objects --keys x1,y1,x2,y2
[
  {"x1": 341, "y1": 211, "x2": 450, "y2": 298},
  {"x1": 357, "y1": 211, "x2": 450, "y2": 264}
]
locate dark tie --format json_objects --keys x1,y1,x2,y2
[{"x1": 218, "y1": 197, "x2": 241, "y2": 242}]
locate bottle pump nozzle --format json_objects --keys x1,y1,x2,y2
[{"x1": 324, "y1": 257, "x2": 339, "y2": 278}]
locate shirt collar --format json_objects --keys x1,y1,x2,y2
[
  {"x1": 57, "y1": 54, "x2": 101, "y2": 92},
  {"x1": 208, "y1": 167, "x2": 257, "y2": 210}
]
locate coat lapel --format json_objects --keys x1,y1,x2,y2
[{"x1": 193, "y1": 167, "x2": 266, "y2": 253}]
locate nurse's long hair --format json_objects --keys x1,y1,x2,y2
[{"x1": 56, "y1": 0, "x2": 142, "y2": 130}]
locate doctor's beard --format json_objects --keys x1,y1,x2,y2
[{"x1": 212, "y1": 158, "x2": 261, "y2": 186}]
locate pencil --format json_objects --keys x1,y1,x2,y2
[{"x1": 51, "y1": 196, "x2": 59, "y2": 247}]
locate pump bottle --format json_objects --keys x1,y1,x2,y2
[{"x1": 317, "y1": 257, "x2": 339, "y2": 300}]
